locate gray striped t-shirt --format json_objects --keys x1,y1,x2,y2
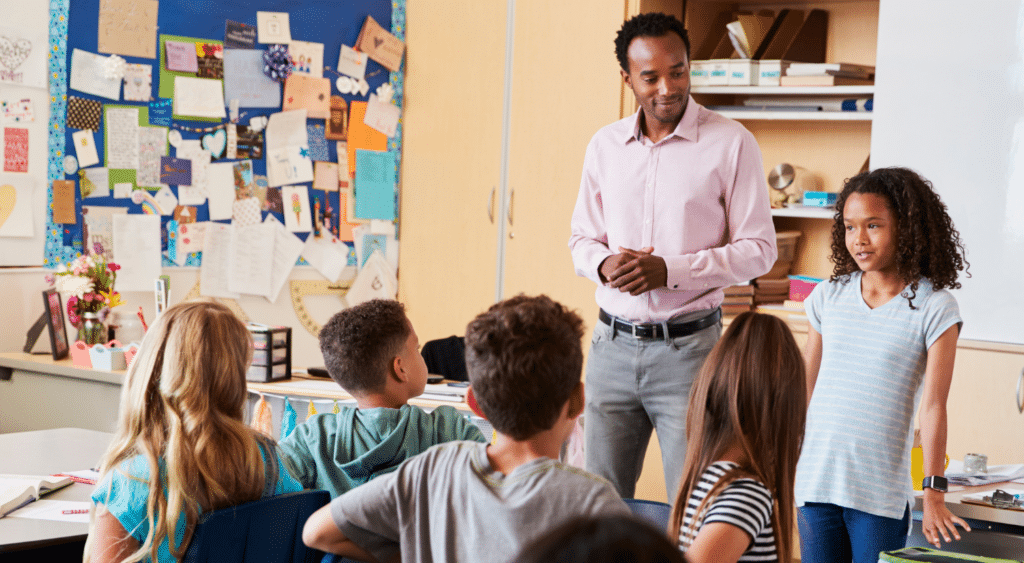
[{"x1": 795, "y1": 272, "x2": 961, "y2": 519}]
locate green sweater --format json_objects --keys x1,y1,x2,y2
[{"x1": 279, "y1": 404, "x2": 486, "y2": 497}]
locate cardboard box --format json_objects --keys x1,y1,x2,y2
[
  {"x1": 690, "y1": 61, "x2": 711, "y2": 87},
  {"x1": 728, "y1": 59, "x2": 758, "y2": 86},
  {"x1": 706, "y1": 59, "x2": 732, "y2": 86},
  {"x1": 756, "y1": 60, "x2": 793, "y2": 86}
]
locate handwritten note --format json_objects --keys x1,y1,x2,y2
[
  {"x1": 104, "y1": 107, "x2": 140, "y2": 170},
  {"x1": 70, "y1": 49, "x2": 122, "y2": 100},
  {"x1": 172, "y1": 76, "x2": 226, "y2": 119},
  {"x1": 82, "y1": 205, "x2": 126, "y2": 258},
  {"x1": 200, "y1": 223, "x2": 241, "y2": 298},
  {"x1": 123, "y1": 63, "x2": 153, "y2": 102},
  {"x1": 228, "y1": 222, "x2": 275, "y2": 297},
  {"x1": 164, "y1": 40, "x2": 198, "y2": 73},
  {"x1": 112, "y1": 214, "x2": 161, "y2": 292},
  {"x1": 137, "y1": 127, "x2": 167, "y2": 187},
  {"x1": 98, "y1": 0, "x2": 159, "y2": 59},
  {"x1": 265, "y1": 215, "x2": 304, "y2": 303}
]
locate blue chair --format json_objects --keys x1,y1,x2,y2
[
  {"x1": 624, "y1": 498, "x2": 672, "y2": 530},
  {"x1": 184, "y1": 490, "x2": 330, "y2": 563}
]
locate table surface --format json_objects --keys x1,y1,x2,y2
[
  {"x1": 913, "y1": 484, "x2": 1024, "y2": 528},
  {"x1": 0, "y1": 427, "x2": 113, "y2": 552}
]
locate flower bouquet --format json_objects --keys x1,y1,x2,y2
[{"x1": 48, "y1": 252, "x2": 124, "y2": 345}]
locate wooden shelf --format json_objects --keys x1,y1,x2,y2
[
  {"x1": 771, "y1": 206, "x2": 835, "y2": 219},
  {"x1": 718, "y1": 110, "x2": 871, "y2": 121},
  {"x1": 693, "y1": 86, "x2": 875, "y2": 95}
]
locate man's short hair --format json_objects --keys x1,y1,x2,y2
[
  {"x1": 465, "y1": 294, "x2": 584, "y2": 440},
  {"x1": 318, "y1": 299, "x2": 411, "y2": 395},
  {"x1": 615, "y1": 12, "x2": 691, "y2": 72}
]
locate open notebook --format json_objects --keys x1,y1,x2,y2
[{"x1": 1, "y1": 474, "x2": 74, "y2": 518}]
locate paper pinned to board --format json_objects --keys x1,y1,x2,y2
[
  {"x1": 228, "y1": 222, "x2": 275, "y2": 298},
  {"x1": 97, "y1": 0, "x2": 159, "y2": 60},
  {"x1": 265, "y1": 215, "x2": 304, "y2": 303},
  {"x1": 70, "y1": 49, "x2": 122, "y2": 100},
  {"x1": 344, "y1": 250, "x2": 397, "y2": 307},
  {"x1": 173, "y1": 76, "x2": 226, "y2": 119},
  {"x1": 301, "y1": 235, "x2": 347, "y2": 282},
  {"x1": 0, "y1": 174, "x2": 34, "y2": 237},
  {"x1": 200, "y1": 222, "x2": 241, "y2": 298},
  {"x1": 112, "y1": 214, "x2": 161, "y2": 292}
]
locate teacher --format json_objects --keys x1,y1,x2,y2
[{"x1": 569, "y1": 12, "x2": 777, "y2": 498}]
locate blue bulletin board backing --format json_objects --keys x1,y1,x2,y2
[{"x1": 44, "y1": 0, "x2": 405, "y2": 268}]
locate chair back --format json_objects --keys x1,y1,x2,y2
[
  {"x1": 420, "y1": 335, "x2": 468, "y2": 381},
  {"x1": 184, "y1": 490, "x2": 330, "y2": 563},
  {"x1": 624, "y1": 498, "x2": 672, "y2": 530}
]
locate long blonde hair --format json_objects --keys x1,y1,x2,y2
[
  {"x1": 669, "y1": 312, "x2": 806, "y2": 562},
  {"x1": 85, "y1": 300, "x2": 275, "y2": 563}
]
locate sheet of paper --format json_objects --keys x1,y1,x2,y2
[
  {"x1": 174, "y1": 220, "x2": 206, "y2": 265},
  {"x1": 335, "y1": 189, "x2": 363, "y2": 242},
  {"x1": 282, "y1": 75, "x2": 330, "y2": 119},
  {"x1": 164, "y1": 40, "x2": 198, "y2": 72},
  {"x1": 51, "y1": 180, "x2": 76, "y2": 224},
  {"x1": 199, "y1": 223, "x2": 241, "y2": 298},
  {"x1": 354, "y1": 149, "x2": 396, "y2": 220},
  {"x1": 71, "y1": 129, "x2": 99, "y2": 168},
  {"x1": 173, "y1": 76, "x2": 226, "y2": 119},
  {"x1": 2, "y1": 98, "x2": 33, "y2": 123},
  {"x1": 0, "y1": 27, "x2": 46, "y2": 89},
  {"x1": 307, "y1": 123, "x2": 328, "y2": 161},
  {"x1": 223, "y1": 49, "x2": 281, "y2": 108},
  {"x1": 81, "y1": 167, "x2": 110, "y2": 198},
  {"x1": 301, "y1": 235, "x2": 346, "y2": 281},
  {"x1": 113, "y1": 214, "x2": 161, "y2": 292},
  {"x1": 97, "y1": 0, "x2": 158, "y2": 59},
  {"x1": 175, "y1": 140, "x2": 209, "y2": 205},
  {"x1": 70, "y1": 49, "x2": 122, "y2": 100},
  {"x1": 265, "y1": 215, "x2": 304, "y2": 303},
  {"x1": 7, "y1": 499, "x2": 91, "y2": 523},
  {"x1": 206, "y1": 162, "x2": 236, "y2": 221},
  {"x1": 104, "y1": 106, "x2": 140, "y2": 170},
  {"x1": 281, "y1": 185, "x2": 312, "y2": 232},
  {"x1": 265, "y1": 109, "x2": 307, "y2": 151},
  {"x1": 288, "y1": 40, "x2": 324, "y2": 77},
  {"x1": 224, "y1": 20, "x2": 257, "y2": 49},
  {"x1": 159, "y1": 156, "x2": 190, "y2": 185},
  {"x1": 256, "y1": 12, "x2": 292, "y2": 44},
  {"x1": 0, "y1": 174, "x2": 33, "y2": 237},
  {"x1": 363, "y1": 94, "x2": 400, "y2": 138},
  {"x1": 336, "y1": 45, "x2": 367, "y2": 80},
  {"x1": 267, "y1": 145, "x2": 313, "y2": 188},
  {"x1": 149, "y1": 98, "x2": 172, "y2": 126},
  {"x1": 346, "y1": 101, "x2": 387, "y2": 177},
  {"x1": 123, "y1": 63, "x2": 153, "y2": 102},
  {"x1": 354, "y1": 15, "x2": 405, "y2": 73},
  {"x1": 3, "y1": 127, "x2": 27, "y2": 173},
  {"x1": 313, "y1": 161, "x2": 339, "y2": 192},
  {"x1": 345, "y1": 250, "x2": 397, "y2": 306},
  {"x1": 232, "y1": 196, "x2": 261, "y2": 227},
  {"x1": 137, "y1": 127, "x2": 167, "y2": 187},
  {"x1": 226, "y1": 222, "x2": 275, "y2": 297},
  {"x1": 81, "y1": 205, "x2": 126, "y2": 258}
]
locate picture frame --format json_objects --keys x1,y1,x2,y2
[{"x1": 42, "y1": 289, "x2": 70, "y2": 360}]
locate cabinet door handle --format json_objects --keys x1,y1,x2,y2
[
  {"x1": 1017, "y1": 367, "x2": 1024, "y2": 414},
  {"x1": 507, "y1": 187, "x2": 514, "y2": 227},
  {"x1": 488, "y1": 186, "x2": 496, "y2": 224}
]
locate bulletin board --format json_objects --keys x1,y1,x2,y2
[{"x1": 43, "y1": 0, "x2": 405, "y2": 276}]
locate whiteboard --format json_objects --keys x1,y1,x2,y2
[{"x1": 871, "y1": 0, "x2": 1024, "y2": 344}]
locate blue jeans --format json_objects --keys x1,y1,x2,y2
[
  {"x1": 798, "y1": 503, "x2": 910, "y2": 563},
  {"x1": 583, "y1": 311, "x2": 721, "y2": 499}
]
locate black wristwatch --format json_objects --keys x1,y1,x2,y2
[{"x1": 922, "y1": 476, "x2": 948, "y2": 493}]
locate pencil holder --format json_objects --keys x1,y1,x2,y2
[
  {"x1": 123, "y1": 342, "x2": 141, "y2": 371},
  {"x1": 70, "y1": 340, "x2": 93, "y2": 368},
  {"x1": 89, "y1": 340, "x2": 126, "y2": 371}
]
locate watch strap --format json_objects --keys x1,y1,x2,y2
[{"x1": 922, "y1": 475, "x2": 948, "y2": 492}]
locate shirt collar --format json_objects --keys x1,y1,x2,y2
[{"x1": 624, "y1": 95, "x2": 700, "y2": 145}]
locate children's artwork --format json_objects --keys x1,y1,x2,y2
[
  {"x1": 69, "y1": 49, "x2": 122, "y2": 100},
  {"x1": 174, "y1": 220, "x2": 205, "y2": 266},
  {"x1": 282, "y1": 75, "x2": 330, "y2": 119},
  {"x1": 264, "y1": 186, "x2": 283, "y2": 213},
  {"x1": 354, "y1": 149, "x2": 396, "y2": 220},
  {"x1": 0, "y1": 175, "x2": 33, "y2": 237},
  {"x1": 235, "y1": 125, "x2": 264, "y2": 160},
  {"x1": 148, "y1": 98, "x2": 172, "y2": 126},
  {"x1": 281, "y1": 185, "x2": 311, "y2": 232},
  {"x1": 175, "y1": 140, "x2": 210, "y2": 205},
  {"x1": 313, "y1": 161, "x2": 339, "y2": 192},
  {"x1": 361, "y1": 234, "x2": 387, "y2": 267},
  {"x1": 363, "y1": 93, "x2": 400, "y2": 138},
  {"x1": 97, "y1": 0, "x2": 158, "y2": 59},
  {"x1": 232, "y1": 160, "x2": 254, "y2": 198},
  {"x1": 137, "y1": 127, "x2": 167, "y2": 187},
  {"x1": 196, "y1": 43, "x2": 224, "y2": 79},
  {"x1": 232, "y1": 196, "x2": 261, "y2": 227},
  {"x1": 265, "y1": 109, "x2": 307, "y2": 150},
  {"x1": 201, "y1": 127, "x2": 227, "y2": 160},
  {"x1": 51, "y1": 180, "x2": 76, "y2": 224},
  {"x1": 113, "y1": 214, "x2": 161, "y2": 292},
  {"x1": 345, "y1": 250, "x2": 397, "y2": 306},
  {"x1": 172, "y1": 76, "x2": 226, "y2": 119},
  {"x1": 3, "y1": 127, "x2": 28, "y2": 173},
  {"x1": 80, "y1": 167, "x2": 109, "y2": 198},
  {"x1": 164, "y1": 40, "x2": 198, "y2": 73},
  {"x1": 173, "y1": 205, "x2": 196, "y2": 224},
  {"x1": 223, "y1": 49, "x2": 281, "y2": 108},
  {"x1": 326, "y1": 97, "x2": 348, "y2": 141},
  {"x1": 256, "y1": 12, "x2": 291, "y2": 44},
  {"x1": 123, "y1": 64, "x2": 153, "y2": 102},
  {"x1": 104, "y1": 106, "x2": 140, "y2": 170},
  {"x1": 267, "y1": 145, "x2": 313, "y2": 187},
  {"x1": 71, "y1": 130, "x2": 99, "y2": 168},
  {"x1": 159, "y1": 156, "x2": 191, "y2": 185},
  {"x1": 346, "y1": 101, "x2": 387, "y2": 178},
  {"x1": 287, "y1": 40, "x2": 323, "y2": 77},
  {"x1": 80, "y1": 205, "x2": 126, "y2": 258},
  {"x1": 336, "y1": 45, "x2": 367, "y2": 80},
  {"x1": 2, "y1": 98, "x2": 32, "y2": 123},
  {"x1": 113, "y1": 182, "x2": 133, "y2": 198},
  {"x1": 224, "y1": 20, "x2": 256, "y2": 49},
  {"x1": 152, "y1": 185, "x2": 177, "y2": 215},
  {"x1": 66, "y1": 96, "x2": 103, "y2": 130},
  {"x1": 354, "y1": 16, "x2": 406, "y2": 72},
  {"x1": 307, "y1": 123, "x2": 328, "y2": 161},
  {"x1": 0, "y1": 27, "x2": 47, "y2": 89}
]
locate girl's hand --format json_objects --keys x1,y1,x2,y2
[{"x1": 922, "y1": 492, "x2": 970, "y2": 547}]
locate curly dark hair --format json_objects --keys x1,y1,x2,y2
[
  {"x1": 465, "y1": 294, "x2": 583, "y2": 441},
  {"x1": 830, "y1": 167, "x2": 969, "y2": 307},
  {"x1": 318, "y1": 299, "x2": 411, "y2": 395},
  {"x1": 615, "y1": 12, "x2": 691, "y2": 72}
]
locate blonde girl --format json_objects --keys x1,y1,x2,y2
[
  {"x1": 85, "y1": 300, "x2": 302, "y2": 563},
  {"x1": 670, "y1": 311, "x2": 806, "y2": 563}
]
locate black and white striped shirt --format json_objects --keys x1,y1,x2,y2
[{"x1": 678, "y1": 461, "x2": 777, "y2": 562}]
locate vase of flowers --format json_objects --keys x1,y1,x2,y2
[{"x1": 49, "y1": 252, "x2": 124, "y2": 346}]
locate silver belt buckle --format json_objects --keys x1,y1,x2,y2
[{"x1": 631, "y1": 323, "x2": 641, "y2": 338}]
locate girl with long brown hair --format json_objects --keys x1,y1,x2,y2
[
  {"x1": 670, "y1": 311, "x2": 806, "y2": 563},
  {"x1": 84, "y1": 300, "x2": 303, "y2": 563}
]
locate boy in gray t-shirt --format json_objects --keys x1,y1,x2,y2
[{"x1": 303, "y1": 295, "x2": 630, "y2": 563}]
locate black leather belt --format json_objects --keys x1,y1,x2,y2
[{"x1": 598, "y1": 308, "x2": 722, "y2": 339}]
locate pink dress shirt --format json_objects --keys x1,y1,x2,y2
[{"x1": 569, "y1": 99, "x2": 777, "y2": 323}]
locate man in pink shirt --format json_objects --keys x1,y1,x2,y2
[{"x1": 569, "y1": 12, "x2": 777, "y2": 498}]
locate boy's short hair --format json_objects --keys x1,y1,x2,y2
[
  {"x1": 465, "y1": 294, "x2": 584, "y2": 440},
  {"x1": 318, "y1": 299, "x2": 411, "y2": 395}
]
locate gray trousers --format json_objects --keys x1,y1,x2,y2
[{"x1": 583, "y1": 310, "x2": 721, "y2": 499}]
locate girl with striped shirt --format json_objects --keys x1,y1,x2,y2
[{"x1": 670, "y1": 312, "x2": 806, "y2": 563}]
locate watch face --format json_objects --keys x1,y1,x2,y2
[{"x1": 924, "y1": 476, "x2": 948, "y2": 492}]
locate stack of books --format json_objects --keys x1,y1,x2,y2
[
  {"x1": 722, "y1": 283, "x2": 755, "y2": 316},
  {"x1": 756, "y1": 300, "x2": 808, "y2": 328},
  {"x1": 779, "y1": 62, "x2": 874, "y2": 86},
  {"x1": 753, "y1": 277, "x2": 790, "y2": 306}
]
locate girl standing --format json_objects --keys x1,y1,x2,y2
[
  {"x1": 85, "y1": 300, "x2": 302, "y2": 563},
  {"x1": 796, "y1": 167, "x2": 970, "y2": 563},
  {"x1": 671, "y1": 311, "x2": 806, "y2": 563}
]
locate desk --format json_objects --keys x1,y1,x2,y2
[
  {"x1": 909, "y1": 485, "x2": 1024, "y2": 557},
  {"x1": 0, "y1": 428, "x2": 113, "y2": 554}
]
